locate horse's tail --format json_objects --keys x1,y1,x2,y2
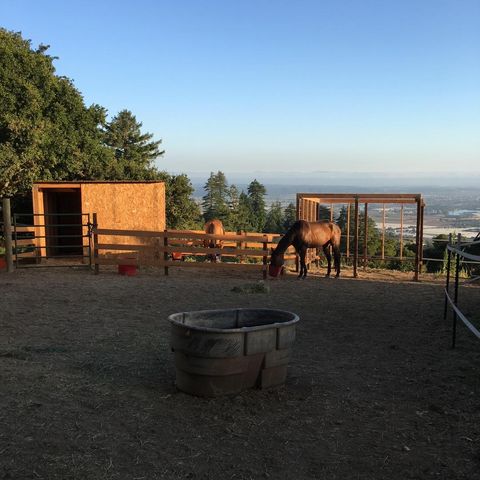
[
  {"x1": 332, "y1": 223, "x2": 342, "y2": 276},
  {"x1": 332, "y1": 223, "x2": 342, "y2": 249}
]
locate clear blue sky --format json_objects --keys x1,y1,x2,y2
[{"x1": 2, "y1": 0, "x2": 479, "y2": 178}]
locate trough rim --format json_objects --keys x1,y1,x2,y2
[{"x1": 168, "y1": 307, "x2": 299, "y2": 334}]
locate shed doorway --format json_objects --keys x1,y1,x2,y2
[{"x1": 42, "y1": 188, "x2": 83, "y2": 256}]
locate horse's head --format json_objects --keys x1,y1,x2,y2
[{"x1": 269, "y1": 248, "x2": 284, "y2": 277}]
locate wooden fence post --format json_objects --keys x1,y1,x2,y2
[
  {"x1": 2, "y1": 198, "x2": 14, "y2": 273},
  {"x1": 363, "y1": 203, "x2": 368, "y2": 271},
  {"x1": 263, "y1": 235, "x2": 268, "y2": 279},
  {"x1": 414, "y1": 196, "x2": 421, "y2": 281},
  {"x1": 164, "y1": 230, "x2": 169, "y2": 276},
  {"x1": 93, "y1": 213, "x2": 99, "y2": 275},
  {"x1": 353, "y1": 197, "x2": 359, "y2": 278}
]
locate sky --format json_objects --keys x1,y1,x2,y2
[{"x1": 2, "y1": 0, "x2": 480, "y2": 181}]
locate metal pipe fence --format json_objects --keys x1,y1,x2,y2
[{"x1": 444, "y1": 233, "x2": 480, "y2": 348}]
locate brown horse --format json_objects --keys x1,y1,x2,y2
[
  {"x1": 204, "y1": 219, "x2": 225, "y2": 262},
  {"x1": 269, "y1": 220, "x2": 341, "y2": 278}
]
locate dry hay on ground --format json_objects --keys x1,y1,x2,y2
[{"x1": 0, "y1": 266, "x2": 479, "y2": 480}]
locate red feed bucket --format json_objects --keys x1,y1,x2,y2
[
  {"x1": 269, "y1": 264, "x2": 283, "y2": 278},
  {"x1": 118, "y1": 263, "x2": 137, "y2": 276}
]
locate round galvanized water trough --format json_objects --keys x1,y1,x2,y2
[{"x1": 168, "y1": 308, "x2": 299, "y2": 397}]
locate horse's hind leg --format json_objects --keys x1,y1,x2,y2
[
  {"x1": 333, "y1": 245, "x2": 341, "y2": 277},
  {"x1": 323, "y1": 244, "x2": 332, "y2": 277}
]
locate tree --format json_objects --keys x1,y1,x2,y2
[
  {"x1": 336, "y1": 207, "x2": 381, "y2": 256},
  {"x1": 264, "y1": 201, "x2": 285, "y2": 233},
  {"x1": 247, "y1": 179, "x2": 267, "y2": 231},
  {"x1": 318, "y1": 205, "x2": 332, "y2": 221},
  {"x1": 235, "y1": 192, "x2": 256, "y2": 231},
  {"x1": 283, "y1": 202, "x2": 297, "y2": 231},
  {"x1": 0, "y1": 29, "x2": 114, "y2": 197},
  {"x1": 103, "y1": 110, "x2": 164, "y2": 180},
  {"x1": 201, "y1": 171, "x2": 230, "y2": 223},
  {"x1": 423, "y1": 234, "x2": 450, "y2": 272},
  {"x1": 158, "y1": 172, "x2": 202, "y2": 229},
  {"x1": 225, "y1": 184, "x2": 242, "y2": 230}
]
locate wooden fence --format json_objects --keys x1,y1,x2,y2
[{"x1": 92, "y1": 222, "x2": 296, "y2": 277}]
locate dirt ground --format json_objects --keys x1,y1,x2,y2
[{"x1": 0, "y1": 264, "x2": 479, "y2": 480}]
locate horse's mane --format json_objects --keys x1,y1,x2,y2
[{"x1": 274, "y1": 221, "x2": 300, "y2": 255}]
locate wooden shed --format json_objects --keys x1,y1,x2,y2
[{"x1": 32, "y1": 181, "x2": 165, "y2": 258}]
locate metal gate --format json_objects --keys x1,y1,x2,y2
[{"x1": 12, "y1": 212, "x2": 92, "y2": 268}]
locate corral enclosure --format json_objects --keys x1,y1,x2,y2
[{"x1": 0, "y1": 265, "x2": 479, "y2": 480}]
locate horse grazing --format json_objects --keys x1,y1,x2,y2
[
  {"x1": 204, "y1": 219, "x2": 225, "y2": 262},
  {"x1": 269, "y1": 220, "x2": 341, "y2": 278}
]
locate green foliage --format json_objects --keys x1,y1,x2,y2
[
  {"x1": 201, "y1": 174, "x2": 268, "y2": 233},
  {"x1": 227, "y1": 186, "x2": 255, "y2": 231},
  {"x1": 0, "y1": 28, "x2": 115, "y2": 197},
  {"x1": 318, "y1": 205, "x2": 332, "y2": 221},
  {"x1": 103, "y1": 110, "x2": 164, "y2": 179},
  {"x1": 247, "y1": 179, "x2": 267, "y2": 231},
  {"x1": 283, "y1": 203, "x2": 297, "y2": 231},
  {"x1": 0, "y1": 29, "x2": 201, "y2": 231},
  {"x1": 336, "y1": 207, "x2": 382, "y2": 256},
  {"x1": 423, "y1": 234, "x2": 450, "y2": 273},
  {"x1": 234, "y1": 192, "x2": 256, "y2": 231},
  {"x1": 264, "y1": 201, "x2": 285, "y2": 233},
  {"x1": 157, "y1": 172, "x2": 202, "y2": 229},
  {"x1": 202, "y1": 171, "x2": 230, "y2": 223}
]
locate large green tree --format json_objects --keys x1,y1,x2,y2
[
  {"x1": 264, "y1": 201, "x2": 285, "y2": 233},
  {"x1": 158, "y1": 172, "x2": 202, "y2": 229},
  {"x1": 0, "y1": 28, "x2": 114, "y2": 197},
  {"x1": 247, "y1": 179, "x2": 267, "y2": 231},
  {"x1": 201, "y1": 171, "x2": 230, "y2": 223},
  {"x1": 336, "y1": 206, "x2": 382, "y2": 256},
  {"x1": 103, "y1": 110, "x2": 164, "y2": 179},
  {"x1": 283, "y1": 202, "x2": 297, "y2": 231}
]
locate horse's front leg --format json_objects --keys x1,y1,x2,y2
[
  {"x1": 298, "y1": 247, "x2": 307, "y2": 279},
  {"x1": 323, "y1": 244, "x2": 332, "y2": 277}
]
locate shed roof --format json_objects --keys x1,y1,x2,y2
[{"x1": 33, "y1": 180, "x2": 164, "y2": 185}]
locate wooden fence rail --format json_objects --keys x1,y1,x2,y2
[{"x1": 92, "y1": 227, "x2": 297, "y2": 277}]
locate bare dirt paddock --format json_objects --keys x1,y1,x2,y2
[{"x1": 1, "y1": 265, "x2": 479, "y2": 480}]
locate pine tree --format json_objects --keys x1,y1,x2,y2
[
  {"x1": 247, "y1": 179, "x2": 267, "y2": 231},
  {"x1": 283, "y1": 202, "x2": 297, "y2": 231},
  {"x1": 336, "y1": 206, "x2": 381, "y2": 255},
  {"x1": 157, "y1": 172, "x2": 202, "y2": 229},
  {"x1": 103, "y1": 110, "x2": 164, "y2": 180},
  {"x1": 236, "y1": 192, "x2": 256, "y2": 231},
  {"x1": 264, "y1": 201, "x2": 285, "y2": 233},
  {"x1": 201, "y1": 171, "x2": 230, "y2": 223}
]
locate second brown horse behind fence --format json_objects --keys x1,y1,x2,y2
[
  {"x1": 204, "y1": 219, "x2": 225, "y2": 262},
  {"x1": 269, "y1": 220, "x2": 341, "y2": 278}
]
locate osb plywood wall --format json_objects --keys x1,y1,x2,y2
[
  {"x1": 82, "y1": 182, "x2": 166, "y2": 249},
  {"x1": 82, "y1": 183, "x2": 165, "y2": 229}
]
